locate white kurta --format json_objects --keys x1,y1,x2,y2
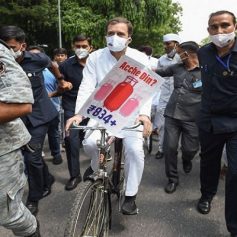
[{"x1": 75, "y1": 46, "x2": 152, "y2": 196}]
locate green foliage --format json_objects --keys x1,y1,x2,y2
[
  {"x1": 0, "y1": 0, "x2": 182, "y2": 56},
  {"x1": 200, "y1": 36, "x2": 211, "y2": 46}
]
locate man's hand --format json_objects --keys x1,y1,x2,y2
[
  {"x1": 50, "y1": 61, "x2": 73, "y2": 91},
  {"x1": 65, "y1": 114, "x2": 83, "y2": 132},
  {"x1": 58, "y1": 80, "x2": 73, "y2": 91},
  {"x1": 136, "y1": 115, "x2": 152, "y2": 138}
]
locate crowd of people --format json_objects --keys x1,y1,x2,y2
[{"x1": 0, "y1": 9, "x2": 236, "y2": 237}]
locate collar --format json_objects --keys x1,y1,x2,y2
[
  {"x1": 0, "y1": 39, "x2": 10, "y2": 49},
  {"x1": 22, "y1": 51, "x2": 33, "y2": 59},
  {"x1": 232, "y1": 37, "x2": 237, "y2": 52},
  {"x1": 70, "y1": 55, "x2": 85, "y2": 66},
  {"x1": 165, "y1": 54, "x2": 174, "y2": 61},
  {"x1": 71, "y1": 55, "x2": 79, "y2": 65}
]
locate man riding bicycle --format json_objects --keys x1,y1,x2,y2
[{"x1": 66, "y1": 17, "x2": 152, "y2": 215}]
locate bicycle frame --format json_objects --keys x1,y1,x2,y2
[
  {"x1": 70, "y1": 122, "x2": 142, "y2": 190},
  {"x1": 65, "y1": 122, "x2": 142, "y2": 237}
]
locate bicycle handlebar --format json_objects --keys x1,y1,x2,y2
[{"x1": 70, "y1": 122, "x2": 143, "y2": 131}]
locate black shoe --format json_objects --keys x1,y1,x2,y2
[
  {"x1": 65, "y1": 176, "x2": 82, "y2": 191},
  {"x1": 183, "y1": 160, "x2": 192, "y2": 174},
  {"x1": 231, "y1": 234, "x2": 237, "y2": 237},
  {"x1": 164, "y1": 181, "x2": 178, "y2": 194},
  {"x1": 197, "y1": 198, "x2": 211, "y2": 214},
  {"x1": 121, "y1": 196, "x2": 138, "y2": 215},
  {"x1": 83, "y1": 166, "x2": 94, "y2": 181},
  {"x1": 42, "y1": 175, "x2": 55, "y2": 198},
  {"x1": 26, "y1": 201, "x2": 39, "y2": 216},
  {"x1": 155, "y1": 151, "x2": 164, "y2": 159},
  {"x1": 52, "y1": 156, "x2": 63, "y2": 165}
]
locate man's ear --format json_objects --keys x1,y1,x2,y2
[
  {"x1": 207, "y1": 26, "x2": 210, "y2": 34},
  {"x1": 22, "y1": 42, "x2": 27, "y2": 51},
  {"x1": 128, "y1": 37, "x2": 132, "y2": 44},
  {"x1": 89, "y1": 46, "x2": 93, "y2": 53}
]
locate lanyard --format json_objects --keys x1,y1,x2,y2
[{"x1": 215, "y1": 54, "x2": 231, "y2": 72}]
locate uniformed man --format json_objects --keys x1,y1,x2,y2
[
  {"x1": 0, "y1": 39, "x2": 40, "y2": 236},
  {"x1": 197, "y1": 10, "x2": 237, "y2": 237},
  {"x1": 0, "y1": 26, "x2": 72, "y2": 216}
]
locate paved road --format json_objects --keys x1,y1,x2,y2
[{"x1": 0, "y1": 138, "x2": 228, "y2": 237}]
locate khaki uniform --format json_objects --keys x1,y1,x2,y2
[{"x1": 0, "y1": 41, "x2": 36, "y2": 236}]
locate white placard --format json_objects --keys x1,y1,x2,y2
[{"x1": 79, "y1": 55, "x2": 164, "y2": 135}]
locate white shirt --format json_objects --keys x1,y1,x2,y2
[
  {"x1": 157, "y1": 53, "x2": 180, "y2": 109},
  {"x1": 148, "y1": 56, "x2": 158, "y2": 69},
  {"x1": 75, "y1": 47, "x2": 152, "y2": 118}
]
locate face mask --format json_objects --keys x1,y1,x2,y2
[
  {"x1": 11, "y1": 49, "x2": 22, "y2": 59},
  {"x1": 75, "y1": 48, "x2": 89, "y2": 59},
  {"x1": 167, "y1": 48, "x2": 176, "y2": 58},
  {"x1": 106, "y1": 34, "x2": 129, "y2": 52},
  {"x1": 209, "y1": 31, "x2": 236, "y2": 48}
]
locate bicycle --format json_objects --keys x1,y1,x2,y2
[{"x1": 64, "y1": 122, "x2": 142, "y2": 237}]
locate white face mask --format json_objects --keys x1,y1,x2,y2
[
  {"x1": 106, "y1": 34, "x2": 129, "y2": 52},
  {"x1": 75, "y1": 48, "x2": 89, "y2": 59},
  {"x1": 10, "y1": 48, "x2": 22, "y2": 59},
  {"x1": 209, "y1": 31, "x2": 236, "y2": 48},
  {"x1": 167, "y1": 48, "x2": 176, "y2": 58}
]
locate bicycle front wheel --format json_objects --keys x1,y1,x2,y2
[{"x1": 64, "y1": 179, "x2": 110, "y2": 237}]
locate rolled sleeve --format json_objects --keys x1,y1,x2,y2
[{"x1": 0, "y1": 44, "x2": 34, "y2": 104}]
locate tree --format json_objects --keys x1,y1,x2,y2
[
  {"x1": 0, "y1": 0, "x2": 182, "y2": 56},
  {"x1": 200, "y1": 36, "x2": 211, "y2": 46},
  {"x1": 61, "y1": 0, "x2": 182, "y2": 55}
]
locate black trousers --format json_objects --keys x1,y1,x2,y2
[
  {"x1": 23, "y1": 121, "x2": 52, "y2": 201},
  {"x1": 163, "y1": 117, "x2": 199, "y2": 183},
  {"x1": 64, "y1": 110, "x2": 81, "y2": 178},
  {"x1": 199, "y1": 129, "x2": 237, "y2": 235}
]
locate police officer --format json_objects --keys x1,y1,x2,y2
[
  {"x1": 0, "y1": 39, "x2": 40, "y2": 236},
  {"x1": 197, "y1": 10, "x2": 237, "y2": 237},
  {"x1": 156, "y1": 41, "x2": 201, "y2": 194},
  {"x1": 0, "y1": 26, "x2": 72, "y2": 216}
]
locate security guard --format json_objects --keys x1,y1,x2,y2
[
  {"x1": 0, "y1": 26, "x2": 72, "y2": 216},
  {"x1": 0, "y1": 39, "x2": 40, "y2": 236},
  {"x1": 197, "y1": 10, "x2": 237, "y2": 237}
]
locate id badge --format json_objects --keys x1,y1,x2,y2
[{"x1": 192, "y1": 80, "x2": 202, "y2": 88}]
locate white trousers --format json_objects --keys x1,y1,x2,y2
[
  {"x1": 153, "y1": 108, "x2": 165, "y2": 150},
  {"x1": 82, "y1": 121, "x2": 145, "y2": 197}
]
